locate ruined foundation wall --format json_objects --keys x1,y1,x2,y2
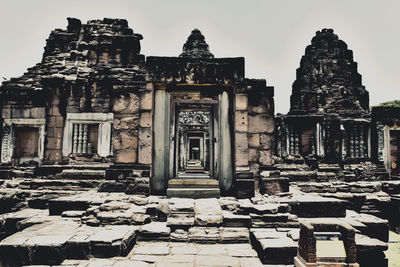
[{"x1": 246, "y1": 80, "x2": 275, "y2": 178}]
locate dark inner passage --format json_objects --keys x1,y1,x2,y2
[{"x1": 14, "y1": 127, "x2": 39, "y2": 158}]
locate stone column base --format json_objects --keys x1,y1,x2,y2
[
  {"x1": 294, "y1": 256, "x2": 359, "y2": 267},
  {"x1": 260, "y1": 177, "x2": 289, "y2": 195},
  {"x1": 236, "y1": 171, "x2": 254, "y2": 199}
]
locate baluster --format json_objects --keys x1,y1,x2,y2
[
  {"x1": 289, "y1": 127, "x2": 294, "y2": 155},
  {"x1": 72, "y1": 124, "x2": 78, "y2": 153},
  {"x1": 294, "y1": 130, "x2": 300, "y2": 155},
  {"x1": 354, "y1": 126, "x2": 360, "y2": 158},
  {"x1": 77, "y1": 124, "x2": 83, "y2": 154},
  {"x1": 82, "y1": 124, "x2": 88, "y2": 154},
  {"x1": 349, "y1": 127, "x2": 354, "y2": 158},
  {"x1": 359, "y1": 125, "x2": 365, "y2": 157}
]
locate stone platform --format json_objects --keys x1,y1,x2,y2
[{"x1": 0, "y1": 178, "x2": 394, "y2": 266}]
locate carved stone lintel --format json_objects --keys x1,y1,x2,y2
[{"x1": 178, "y1": 111, "x2": 211, "y2": 129}]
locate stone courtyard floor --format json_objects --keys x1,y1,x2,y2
[{"x1": 0, "y1": 178, "x2": 399, "y2": 266}]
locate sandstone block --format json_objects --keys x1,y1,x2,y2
[
  {"x1": 234, "y1": 111, "x2": 248, "y2": 132},
  {"x1": 248, "y1": 148, "x2": 259, "y2": 163},
  {"x1": 139, "y1": 111, "x2": 152, "y2": 128},
  {"x1": 260, "y1": 134, "x2": 273, "y2": 149},
  {"x1": 260, "y1": 150, "x2": 273, "y2": 166},
  {"x1": 248, "y1": 133, "x2": 260, "y2": 148},
  {"x1": 139, "y1": 127, "x2": 152, "y2": 146},
  {"x1": 235, "y1": 94, "x2": 248, "y2": 110},
  {"x1": 140, "y1": 89, "x2": 153, "y2": 111},
  {"x1": 138, "y1": 145, "x2": 152, "y2": 165},
  {"x1": 113, "y1": 116, "x2": 139, "y2": 130},
  {"x1": 248, "y1": 96, "x2": 273, "y2": 114},
  {"x1": 1, "y1": 107, "x2": 11, "y2": 118},
  {"x1": 114, "y1": 149, "x2": 137, "y2": 163},
  {"x1": 113, "y1": 93, "x2": 139, "y2": 114},
  {"x1": 248, "y1": 114, "x2": 274, "y2": 133}
]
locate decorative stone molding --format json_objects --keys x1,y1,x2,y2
[
  {"x1": 1, "y1": 118, "x2": 45, "y2": 163},
  {"x1": 62, "y1": 113, "x2": 113, "y2": 157}
]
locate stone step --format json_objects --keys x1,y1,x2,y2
[
  {"x1": 18, "y1": 179, "x2": 101, "y2": 191},
  {"x1": 317, "y1": 163, "x2": 342, "y2": 173},
  {"x1": 57, "y1": 169, "x2": 106, "y2": 179},
  {"x1": 280, "y1": 171, "x2": 317, "y2": 181},
  {"x1": 168, "y1": 179, "x2": 219, "y2": 188},
  {"x1": 166, "y1": 188, "x2": 220, "y2": 199}
]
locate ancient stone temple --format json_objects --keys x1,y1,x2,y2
[
  {"x1": 272, "y1": 29, "x2": 390, "y2": 184},
  {"x1": 0, "y1": 18, "x2": 274, "y2": 198},
  {"x1": 0, "y1": 19, "x2": 399, "y2": 267}
]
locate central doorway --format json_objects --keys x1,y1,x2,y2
[{"x1": 173, "y1": 103, "x2": 216, "y2": 179}]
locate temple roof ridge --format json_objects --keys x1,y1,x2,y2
[{"x1": 179, "y1": 28, "x2": 214, "y2": 59}]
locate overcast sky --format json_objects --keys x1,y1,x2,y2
[{"x1": 1, "y1": 0, "x2": 399, "y2": 113}]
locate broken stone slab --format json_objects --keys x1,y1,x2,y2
[
  {"x1": 89, "y1": 225, "x2": 138, "y2": 257},
  {"x1": 237, "y1": 198, "x2": 254, "y2": 214},
  {"x1": 224, "y1": 243, "x2": 258, "y2": 257},
  {"x1": 219, "y1": 197, "x2": 240, "y2": 211},
  {"x1": 194, "y1": 198, "x2": 222, "y2": 226},
  {"x1": 250, "y1": 228, "x2": 288, "y2": 240},
  {"x1": 129, "y1": 195, "x2": 149, "y2": 206},
  {"x1": 188, "y1": 227, "x2": 219, "y2": 243},
  {"x1": 356, "y1": 233, "x2": 388, "y2": 267},
  {"x1": 156, "y1": 200, "x2": 170, "y2": 221},
  {"x1": 170, "y1": 229, "x2": 189, "y2": 242},
  {"x1": 96, "y1": 211, "x2": 132, "y2": 225},
  {"x1": 251, "y1": 204, "x2": 280, "y2": 215},
  {"x1": 168, "y1": 198, "x2": 195, "y2": 213},
  {"x1": 346, "y1": 209, "x2": 389, "y2": 242},
  {"x1": 167, "y1": 213, "x2": 195, "y2": 229},
  {"x1": 195, "y1": 255, "x2": 240, "y2": 266},
  {"x1": 48, "y1": 196, "x2": 91, "y2": 215},
  {"x1": 140, "y1": 222, "x2": 170, "y2": 240},
  {"x1": 194, "y1": 214, "x2": 223, "y2": 226},
  {"x1": 61, "y1": 210, "x2": 86, "y2": 218},
  {"x1": 222, "y1": 210, "x2": 251, "y2": 227},
  {"x1": 284, "y1": 194, "x2": 347, "y2": 218},
  {"x1": 256, "y1": 237, "x2": 298, "y2": 264},
  {"x1": 219, "y1": 227, "x2": 250, "y2": 243},
  {"x1": 1, "y1": 208, "x2": 51, "y2": 234},
  {"x1": 130, "y1": 213, "x2": 151, "y2": 225},
  {"x1": 132, "y1": 241, "x2": 170, "y2": 255},
  {"x1": 99, "y1": 200, "x2": 133, "y2": 211},
  {"x1": 64, "y1": 233, "x2": 92, "y2": 260}
]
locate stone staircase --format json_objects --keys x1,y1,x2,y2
[{"x1": 166, "y1": 178, "x2": 220, "y2": 198}]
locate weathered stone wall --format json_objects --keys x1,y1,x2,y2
[
  {"x1": 112, "y1": 92, "x2": 140, "y2": 163},
  {"x1": 138, "y1": 83, "x2": 153, "y2": 165},
  {"x1": 246, "y1": 79, "x2": 274, "y2": 178},
  {"x1": 45, "y1": 87, "x2": 64, "y2": 162}
]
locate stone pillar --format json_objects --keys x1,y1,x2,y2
[
  {"x1": 234, "y1": 93, "x2": 254, "y2": 198},
  {"x1": 316, "y1": 123, "x2": 324, "y2": 158},
  {"x1": 219, "y1": 91, "x2": 233, "y2": 194},
  {"x1": 340, "y1": 124, "x2": 347, "y2": 160},
  {"x1": 138, "y1": 82, "x2": 153, "y2": 165},
  {"x1": 152, "y1": 89, "x2": 170, "y2": 194}
]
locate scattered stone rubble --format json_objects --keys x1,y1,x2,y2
[{"x1": 0, "y1": 183, "x2": 392, "y2": 266}]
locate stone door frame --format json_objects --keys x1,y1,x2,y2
[
  {"x1": 152, "y1": 84, "x2": 234, "y2": 195},
  {"x1": 1, "y1": 118, "x2": 45, "y2": 164}
]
